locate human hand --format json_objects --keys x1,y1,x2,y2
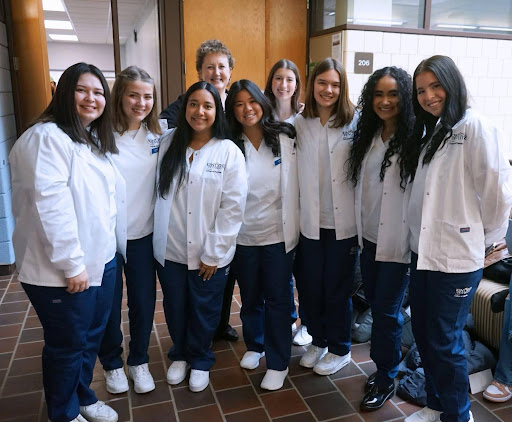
[
  {"x1": 66, "y1": 270, "x2": 90, "y2": 293},
  {"x1": 198, "y1": 261, "x2": 217, "y2": 281}
]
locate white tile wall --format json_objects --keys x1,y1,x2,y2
[{"x1": 338, "y1": 29, "x2": 512, "y2": 157}]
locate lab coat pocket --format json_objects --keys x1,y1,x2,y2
[{"x1": 441, "y1": 221, "x2": 485, "y2": 260}]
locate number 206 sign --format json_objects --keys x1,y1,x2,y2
[{"x1": 354, "y1": 52, "x2": 374, "y2": 74}]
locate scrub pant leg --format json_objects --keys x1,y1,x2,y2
[
  {"x1": 99, "y1": 234, "x2": 157, "y2": 369},
  {"x1": 409, "y1": 253, "x2": 481, "y2": 422},
  {"x1": 494, "y1": 277, "x2": 512, "y2": 386},
  {"x1": 23, "y1": 257, "x2": 117, "y2": 422},
  {"x1": 300, "y1": 230, "x2": 358, "y2": 356},
  {"x1": 158, "y1": 260, "x2": 228, "y2": 370},
  {"x1": 216, "y1": 266, "x2": 237, "y2": 335},
  {"x1": 360, "y1": 239, "x2": 409, "y2": 386},
  {"x1": 235, "y1": 243, "x2": 294, "y2": 370}
]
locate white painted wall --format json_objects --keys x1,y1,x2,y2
[{"x1": 337, "y1": 30, "x2": 512, "y2": 157}]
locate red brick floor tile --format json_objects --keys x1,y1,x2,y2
[
  {"x1": 148, "y1": 361, "x2": 167, "y2": 382},
  {"x1": 155, "y1": 323, "x2": 169, "y2": 338},
  {"x1": 0, "y1": 351, "x2": 11, "y2": 369},
  {"x1": 178, "y1": 404, "x2": 223, "y2": 422},
  {"x1": 212, "y1": 349, "x2": 240, "y2": 370},
  {"x1": 231, "y1": 339, "x2": 247, "y2": 359},
  {"x1": 3, "y1": 292, "x2": 28, "y2": 303},
  {"x1": 24, "y1": 316, "x2": 42, "y2": 329},
  {"x1": 6, "y1": 282, "x2": 24, "y2": 293},
  {"x1": 210, "y1": 366, "x2": 250, "y2": 391},
  {"x1": 0, "y1": 391, "x2": 42, "y2": 420},
  {"x1": 288, "y1": 355, "x2": 312, "y2": 377},
  {"x1": 291, "y1": 373, "x2": 336, "y2": 397},
  {"x1": 305, "y1": 391, "x2": 354, "y2": 421},
  {"x1": 357, "y1": 361, "x2": 377, "y2": 377},
  {"x1": 105, "y1": 397, "x2": 131, "y2": 422},
  {"x1": 130, "y1": 380, "x2": 171, "y2": 408},
  {"x1": 290, "y1": 344, "x2": 307, "y2": 357},
  {"x1": 329, "y1": 361, "x2": 364, "y2": 380},
  {"x1": 19, "y1": 327, "x2": 44, "y2": 343},
  {"x1": 355, "y1": 400, "x2": 403, "y2": 421},
  {"x1": 0, "y1": 301, "x2": 29, "y2": 315},
  {"x1": 2, "y1": 372, "x2": 44, "y2": 396},
  {"x1": 350, "y1": 343, "x2": 372, "y2": 363},
  {"x1": 0, "y1": 323, "x2": 22, "y2": 339},
  {"x1": 397, "y1": 401, "x2": 423, "y2": 417},
  {"x1": 248, "y1": 371, "x2": 293, "y2": 395},
  {"x1": 230, "y1": 313, "x2": 242, "y2": 327},
  {"x1": 329, "y1": 414, "x2": 365, "y2": 421},
  {"x1": 259, "y1": 389, "x2": 307, "y2": 419},
  {"x1": 217, "y1": 385, "x2": 261, "y2": 414},
  {"x1": 212, "y1": 338, "x2": 231, "y2": 352},
  {"x1": 154, "y1": 310, "x2": 166, "y2": 324},
  {"x1": 9, "y1": 356, "x2": 42, "y2": 376},
  {"x1": 0, "y1": 312, "x2": 25, "y2": 325},
  {"x1": 472, "y1": 391, "x2": 512, "y2": 412},
  {"x1": 334, "y1": 374, "x2": 367, "y2": 402},
  {"x1": 159, "y1": 336, "x2": 173, "y2": 354},
  {"x1": 173, "y1": 384, "x2": 216, "y2": 411},
  {"x1": 470, "y1": 400, "x2": 505, "y2": 421},
  {"x1": 273, "y1": 412, "x2": 316, "y2": 422},
  {"x1": 225, "y1": 407, "x2": 270, "y2": 422},
  {"x1": 89, "y1": 379, "x2": 128, "y2": 402},
  {"x1": 0, "y1": 337, "x2": 17, "y2": 353},
  {"x1": 0, "y1": 369, "x2": 6, "y2": 386},
  {"x1": 131, "y1": 401, "x2": 176, "y2": 421}
]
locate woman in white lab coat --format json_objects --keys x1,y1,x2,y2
[
  {"x1": 10, "y1": 62, "x2": 125, "y2": 422},
  {"x1": 403, "y1": 55, "x2": 512, "y2": 422},
  {"x1": 225, "y1": 79, "x2": 299, "y2": 390},
  {"x1": 347, "y1": 66, "x2": 414, "y2": 411},
  {"x1": 294, "y1": 58, "x2": 358, "y2": 376},
  {"x1": 98, "y1": 66, "x2": 167, "y2": 396},
  {"x1": 153, "y1": 81, "x2": 247, "y2": 393}
]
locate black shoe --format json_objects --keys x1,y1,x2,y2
[
  {"x1": 216, "y1": 325, "x2": 238, "y2": 342},
  {"x1": 365, "y1": 372, "x2": 377, "y2": 392},
  {"x1": 360, "y1": 382, "x2": 395, "y2": 411}
]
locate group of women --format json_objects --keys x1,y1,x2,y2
[{"x1": 9, "y1": 37, "x2": 512, "y2": 422}]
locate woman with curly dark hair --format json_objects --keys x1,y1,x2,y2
[{"x1": 347, "y1": 66, "x2": 414, "y2": 411}]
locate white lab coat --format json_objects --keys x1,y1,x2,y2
[
  {"x1": 238, "y1": 133, "x2": 300, "y2": 253},
  {"x1": 412, "y1": 109, "x2": 512, "y2": 273},
  {"x1": 354, "y1": 136, "x2": 411, "y2": 264},
  {"x1": 295, "y1": 114, "x2": 358, "y2": 241},
  {"x1": 10, "y1": 122, "x2": 127, "y2": 287},
  {"x1": 153, "y1": 130, "x2": 247, "y2": 269}
]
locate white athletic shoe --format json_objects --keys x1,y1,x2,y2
[
  {"x1": 404, "y1": 406, "x2": 442, "y2": 422},
  {"x1": 166, "y1": 360, "x2": 190, "y2": 385},
  {"x1": 128, "y1": 363, "x2": 155, "y2": 393},
  {"x1": 260, "y1": 368, "x2": 289, "y2": 391},
  {"x1": 299, "y1": 345, "x2": 327, "y2": 368},
  {"x1": 313, "y1": 351, "x2": 351, "y2": 375},
  {"x1": 293, "y1": 325, "x2": 312, "y2": 346},
  {"x1": 240, "y1": 351, "x2": 265, "y2": 370},
  {"x1": 189, "y1": 369, "x2": 209, "y2": 392},
  {"x1": 103, "y1": 368, "x2": 129, "y2": 394},
  {"x1": 79, "y1": 401, "x2": 118, "y2": 422}
]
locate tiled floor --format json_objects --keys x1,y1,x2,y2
[{"x1": 0, "y1": 272, "x2": 511, "y2": 421}]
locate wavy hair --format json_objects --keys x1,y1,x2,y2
[
  {"x1": 111, "y1": 66, "x2": 162, "y2": 135},
  {"x1": 158, "y1": 81, "x2": 229, "y2": 197},
  {"x1": 347, "y1": 67, "x2": 414, "y2": 189},
  {"x1": 264, "y1": 59, "x2": 302, "y2": 115},
  {"x1": 34, "y1": 62, "x2": 116, "y2": 154},
  {"x1": 225, "y1": 79, "x2": 296, "y2": 157},
  {"x1": 195, "y1": 39, "x2": 235, "y2": 74},
  {"x1": 402, "y1": 55, "x2": 468, "y2": 181}
]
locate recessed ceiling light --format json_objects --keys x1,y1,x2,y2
[
  {"x1": 437, "y1": 24, "x2": 477, "y2": 29},
  {"x1": 44, "y1": 20, "x2": 72, "y2": 30},
  {"x1": 49, "y1": 34, "x2": 78, "y2": 41},
  {"x1": 479, "y1": 26, "x2": 512, "y2": 32},
  {"x1": 42, "y1": 0, "x2": 65, "y2": 12}
]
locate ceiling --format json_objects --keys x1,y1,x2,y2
[{"x1": 44, "y1": 0, "x2": 151, "y2": 45}]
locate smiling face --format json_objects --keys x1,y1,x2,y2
[
  {"x1": 185, "y1": 88, "x2": 216, "y2": 137},
  {"x1": 233, "y1": 89, "x2": 263, "y2": 130},
  {"x1": 198, "y1": 53, "x2": 232, "y2": 95},
  {"x1": 415, "y1": 70, "x2": 446, "y2": 117},
  {"x1": 313, "y1": 69, "x2": 340, "y2": 113},
  {"x1": 75, "y1": 72, "x2": 106, "y2": 128},
  {"x1": 372, "y1": 75, "x2": 400, "y2": 124},
  {"x1": 121, "y1": 80, "x2": 154, "y2": 130},
  {"x1": 271, "y1": 67, "x2": 297, "y2": 105}
]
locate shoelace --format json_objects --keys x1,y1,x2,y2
[
  {"x1": 133, "y1": 365, "x2": 150, "y2": 377},
  {"x1": 109, "y1": 369, "x2": 125, "y2": 381}
]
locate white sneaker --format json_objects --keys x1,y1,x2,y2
[
  {"x1": 79, "y1": 401, "x2": 118, "y2": 422},
  {"x1": 67, "y1": 416, "x2": 89, "y2": 422},
  {"x1": 240, "y1": 351, "x2": 265, "y2": 370},
  {"x1": 313, "y1": 351, "x2": 351, "y2": 376},
  {"x1": 468, "y1": 410, "x2": 474, "y2": 422},
  {"x1": 103, "y1": 368, "x2": 129, "y2": 394},
  {"x1": 293, "y1": 325, "x2": 312, "y2": 346},
  {"x1": 260, "y1": 368, "x2": 289, "y2": 391},
  {"x1": 404, "y1": 406, "x2": 442, "y2": 422},
  {"x1": 299, "y1": 345, "x2": 327, "y2": 368},
  {"x1": 166, "y1": 360, "x2": 190, "y2": 385},
  {"x1": 189, "y1": 369, "x2": 209, "y2": 392},
  {"x1": 292, "y1": 322, "x2": 297, "y2": 332},
  {"x1": 128, "y1": 363, "x2": 155, "y2": 394}
]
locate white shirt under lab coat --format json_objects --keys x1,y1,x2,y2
[
  {"x1": 408, "y1": 109, "x2": 512, "y2": 273},
  {"x1": 295, "y1": 113, "x2": 358, "y2": 241},
  {"x1": 237, "y1": 133, "x2": 299, "y2": 252},
  {"x1": 153, "y1": 130, "x2": 247, "y2": 269},
  {"x1": 10, "y1": 122, "x2": 127, "y2": 287},
  {"x1": 355, "y1": 132, "x2": 411, "y2": 264}
]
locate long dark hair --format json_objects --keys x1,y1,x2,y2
[
  {"x1": 35, "y1": 62, "x2": 116, "y2": 154},
  {"x1": 158, "y1": 81, "x2": 229, "y2": 197},
  {"x1": 347, "y1": 67, "x2": 414, "y2": 189},
  {"x1": 264, "y1": 59, "x2": 302, "y2": 115},
  {"x1": 402, "y1": 55, "x2": 468, "y2": 181},
  {"x1": 303, "y1": 58, "x2": 354, "y2": 128},
  {"x1": 225, "y1": 79, "x2": 296, "y2": 157}
]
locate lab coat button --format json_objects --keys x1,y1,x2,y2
[
  {"x1": 380, "y1": 222, "x2": 383, "y2": 225},
  {"x1": 189, "y1": 212, "x2": 191, "y2": 214},
  {"x1": 426, "y1": 192, "x2": 430, "y2": 195},
  {"x1": 422, "y1": 227, "x2": 426, "y2": 230},
  {"x1": 383, "y1": 192, "x2": 387, "y2": 195}
]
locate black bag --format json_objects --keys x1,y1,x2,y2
[{"x1": 483, "y1": 257, "x2": 512, "y2": 284}]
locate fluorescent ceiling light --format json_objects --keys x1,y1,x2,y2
[
  {"x1": 42, "y1": 0, "x2": 65, "y2": 11},
  {"x1": 437, "y1": 24, "x2": 477, "y2": 29},
  {"x1": 354, "y1": 19, "x2": 404, "y2": 26},
  {"x1": 328, "y1": 12, "x2": 335, "y2": 16},
  {"x1": 49, "y1": 34, "x2": 78, "y2": 41},
  {"x1": 44, "y1": 20, "x2": 72, "y2": 30},
  {"x1": 479, "y1": 26, "x2": 512, "y2": 32}
]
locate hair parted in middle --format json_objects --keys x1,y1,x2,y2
[
  {"x1": 111, "y1": 66, "x2": 162, "y2": 136},
  {"x1": 195, "y1": 39, "x2": 235, "y2": 74},
  {"x1": 158, "y1": 81, "x2": 229, "y2": 198},
  {"x1": 225, "y1": 79, "x2": 296, "y2": 158},
  {"x1": 264, "y1": 59, "x2": 302, "y2": 115},
  {"x1": 303, "y1": 57, "x2": 354, "y2": 128},
  {"x1": 347, "y1": 66, "x2": 414, "y2": 190}
]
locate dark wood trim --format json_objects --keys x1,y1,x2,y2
[
  {"x1": 306, "y1": 0, "x2": 311, "y2": 79},
  {"x1": 110, "y1": 0, "x2": 121, "y2": 75},
  {"x1": 0, "y1": 0, "x2": 5, "y2": 24},
  {"x1": 5, "y1": 0, "x2": 21, "y2": 137},
  {"x1": 423, "y1": 0, "x2": 432, "y2": 30}
]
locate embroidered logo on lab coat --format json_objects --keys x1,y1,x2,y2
[
  {"x1": 148, "y1": 136, "x2": 160, "y2": 154},
  {"x1": 448, "y1": 132, "x2": 467, "y2": 144},
  {"x1": 343, "y1": 130, "x2": 354, "y2": 141},
  {"x1": 206, "y1": 162, "x2": 226, "y2": 174}
]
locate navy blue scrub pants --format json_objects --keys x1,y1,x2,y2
[
  {"x1": 292, "y1": 241, "x2": 308, "y2": 327},
  {"x1": 299, "y1": 231, "x2": 358, "y2": 356},
  {"x1": 409, "y1": 253, "x2": 482, "y2": 422},
  {"x1": 234, "y1": 242, "x2": 294, "y2": 370},
  {"x1": 157, "y1": 260, "x2": 228, "y2": 370},
  {"x1": 360, "y1": 239, "x2": 409, "y2": 386},
  {"x1": 22, "y1": 257, "x2": 117, "y2": 422},
  {"x1": 99, "y1": 234, "x2": 157, "y2": 370}
]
